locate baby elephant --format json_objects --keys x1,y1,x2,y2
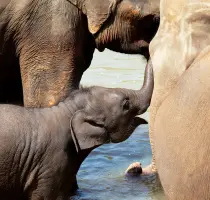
[{"x1": 0, "y1": 62, "x2": 153, "y2": 200}]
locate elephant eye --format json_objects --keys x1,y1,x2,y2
[{"x1": 122, "y1": 99, "x2": 130, "y2": 111}]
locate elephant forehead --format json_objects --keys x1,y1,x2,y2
[
  {"x1": 107, "y1": 92, "x2": 122, "y2": 102},
  {"x1": 87, "y1": 89, "x2": 123, "y2": 109},
  {"x1": 97, "y1": 92, "x2": 122, "y2": 104}
]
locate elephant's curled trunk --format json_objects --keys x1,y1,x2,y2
[{"x1": 136, "y1": 59, "x2": 154, "y2": 114}]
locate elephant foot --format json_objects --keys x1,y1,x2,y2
[{"x1": 125, "y1": 162, "x2": 155, "y2": 176}]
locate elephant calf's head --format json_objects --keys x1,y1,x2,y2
[
  {"x1": 69, "y1": 60, "x2": 153, "y2": 152},
  {"x1": 68, "y1": 0, "x2": 160, "y2": 58}
]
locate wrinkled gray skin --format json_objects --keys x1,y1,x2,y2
[
  {"x1": 0, "y1": 60, "x2": 153, "y2": 200},
  {"x1": 0, "y1": 0, "x2": 159, "y2": 107}
]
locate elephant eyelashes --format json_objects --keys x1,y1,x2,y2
[{"x1": 122, "y1": 99, "x2": 130, "y2": 111}]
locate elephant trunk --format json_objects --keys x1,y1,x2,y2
[{"x1": 135, "y1": 59, "x2": 154, "y2": 114}]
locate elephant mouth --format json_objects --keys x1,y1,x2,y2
[
  {"x1": 131, "y1": 116, "x2": 148, "y2": 127},
  {"x1": 108, "y1": 116, "x2": 148, "y2": 143}
]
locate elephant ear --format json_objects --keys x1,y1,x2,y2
[
  {"x1": 70, "y1": 110, "x2": 108, "y2": 152},
  {"x1": 68, "y1": 0, "x2": 120, "y2": 34}
]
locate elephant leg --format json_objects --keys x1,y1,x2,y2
[
  {"x1": 16, "y1": 3, "x2": 95, "y2": 108},
  {"x1": 19, "y1": 48, "x2": 85, "y2": 108},
  {"x1": 147, "y1": 96, "x2": 158, "y2": 173},
  {"x1": 19, "y1": 29, "x2": 95, "y2": 108}
]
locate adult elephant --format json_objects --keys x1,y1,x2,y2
[
  {"x1": 0, "y1": 0, "x2": 159, "y2": 107},
  {"x1": 148, "y1": 0, "x2": 210, "y2": 199}
]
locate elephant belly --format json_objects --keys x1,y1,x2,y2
[{"x1": 153, "y1": 51, "x2": 210, "y2": 200}]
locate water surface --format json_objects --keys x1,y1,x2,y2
[{"x1": 71, "y1": 50, "x2": 165, "y2": 200}]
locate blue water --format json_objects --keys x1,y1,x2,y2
[{"x1": 71, "y1": 50, "x2": 165, "y2": 200}]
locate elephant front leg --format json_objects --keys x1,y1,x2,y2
[{"x1": 20, "y1": 51, "x2": 83, "y2": 108}]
